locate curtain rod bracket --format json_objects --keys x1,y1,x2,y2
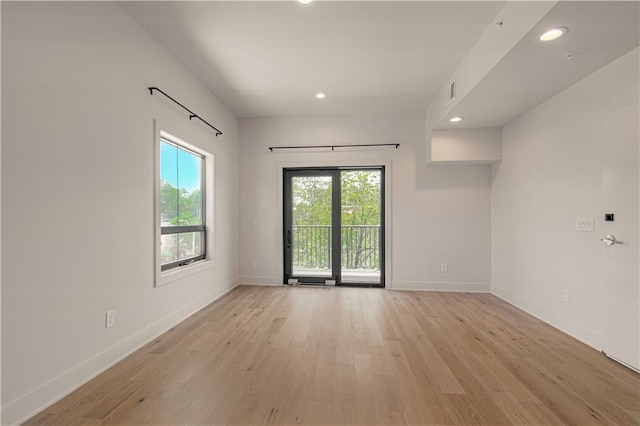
[{"x1": 148, "y1": 87, "x2": 223, "y2": 137}]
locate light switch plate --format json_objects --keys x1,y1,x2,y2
[{"x1": 575, "y1": 218, "x2": 595, "y2": 232}]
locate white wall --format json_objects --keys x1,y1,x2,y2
[
  {"x1": 0, "y1": 4, "x2": 3, "y2": 422},
  {"x1": 239, "y1": 112, "x2": 491, "y2": 292},
  {"x1": 492, "y1": 48, "x2": 639, "y2": 350},
  {"x1": 1, "y1": 3, "x2": 239, "y2": 424},
  {"x1": 430, "y1": 127, "x2": 502, "y2": 164}
]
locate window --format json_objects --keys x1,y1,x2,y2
[
  {"x1": 157, "y1": 130, "x2": 210, "y2": 275},
  {"x1": 160, "y1": 138, "x2": 205, "y2": 270}
]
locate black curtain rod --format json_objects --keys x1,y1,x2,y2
[
  {"x1": 148, "y1": 87, "x2": 222, "y2": 137},
  {"x1": 269, "y1": 143, "x2": 399, "y2": 152}
]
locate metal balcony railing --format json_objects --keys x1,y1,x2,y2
[
  {"x1": 292, "y1": 225, "x2": 380, "y2": 271},
  {"x1": 341, "y1": 225, "x2": 380, "y2": 270}
]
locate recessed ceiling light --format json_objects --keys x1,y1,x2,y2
[
  {"x1": 315, "y1": 93, "x2": 326, "y2": 99},
  {"x1": 539, "y1": 27, "x2": 568, "y2": 42},
  {"x1": 297, "y1": 0, "x2": 315, "y2": 5},
  {"x1": 449, "y1": 116, "x2": 463, "y2": 123}
]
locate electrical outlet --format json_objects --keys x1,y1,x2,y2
[
  {"x1": 251, "y1": 259, "x2": 257, "y2": 268},
  {"x1": 563, "y1": 289, "x2": 571, "y2": 303},
  {"x1": 105, "y1": 310, "x2": 116, "y2": 328},
  {"x1": 441, "y1": 263, "x2": 448, "y2": 273}
]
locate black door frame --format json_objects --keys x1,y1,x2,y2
[{"x1": 283, "y1": 166, "x2": 385, "y2": 288}]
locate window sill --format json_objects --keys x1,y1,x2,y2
[{"x1": 156, "y1": 259, "x2": 215, "y2": 287}]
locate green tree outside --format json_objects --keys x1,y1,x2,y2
[
  {"x1": 160, "y1": 180, "x2": 203, "y2": 264},
  {"x1": 160, "y1": 180, "x2": 202, "y2": 226},
  {"x1": 291, "y1": 171, "x2": 381, "y2": 271}
]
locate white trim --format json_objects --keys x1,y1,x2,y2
[
  {"x1": 154, "y1": 120, "x2": 216, "y2": 287},
  {"x1": 238, "y1": 275, "x2": 282, "y2": 286},
  {"x1": 2, "y1": 279, "x2": 238, "y2": 426},
  {"x1": 158, "y1": 259, "x2": 215, "y2": 287},
  {"x1": 492, "y1": 284, "x2": 603, "y2": 351},
  {"x1": 604, "y1": 354, "x2": 640, "y2": 374},
  {"x1": 276, "y1": 158, "x2": 392, "y2": 287},
  {"x1": 391, "y1": 280, "x2": 490, "y2": 292}
]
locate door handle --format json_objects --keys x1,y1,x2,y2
[
  {"x1": 287, "y1": 230, "x2": 291, "y2": 248},
  {"x1": 601, "y1": 234, "x2": 622, "y2": 246}
]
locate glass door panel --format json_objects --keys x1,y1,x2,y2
[
  {"x1": 291, "y1": 175, "x2": 333, "y2": 278},
  {"x1": 341, "y1": 170, "x2": 382, "y2": 284}
]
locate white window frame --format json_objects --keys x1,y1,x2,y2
[{"x1": 154, "y1": 122, "x2": 215, "y2": 287}]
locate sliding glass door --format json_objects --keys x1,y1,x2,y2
[
  {"x1": 284, "y1": 167, "x2": 384, "y2": 287},
  {"x1": 285, "y1": 170, "x2": 338, "y2": 284}
]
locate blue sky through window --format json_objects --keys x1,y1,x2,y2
[{"x1": 160, "y1": 141, "x2": 202, "y2": 193}]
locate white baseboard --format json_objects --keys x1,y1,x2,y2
[
  {"x1": 239, "y1": 278, "x2": 490, "y2": 292},
  {"x1": 491, "y1": 284, "x2": 603, "y2": 351},
  {"x1": 2, "y1": 278, "x2": 238, "y2": 426},
  {"x1": 239, "y1": 275, "x2": 281, "y2": 286},
  {"x1": 391, "y1": 280, "x2": 490, "y2": 292}
]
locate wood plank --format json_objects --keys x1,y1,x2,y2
[{"x1": 23, "y1": 286, "x2": 640, "y2": 426}]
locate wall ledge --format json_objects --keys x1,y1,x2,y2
[
  {"x1": 428, "y1": 127, "x2": 502, "y2": 165},
  {"x1": 427, "y1": 159, "x2": 500, "y2": 166}
]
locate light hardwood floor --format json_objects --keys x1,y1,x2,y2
[{"x1": 25, "y1": 285, "x2": 639, "y2": 425}]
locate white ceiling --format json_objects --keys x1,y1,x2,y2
[
  {"x1": 121, "y1": 1, "x2": 505, "y2": 118},
  {"x1": 436, "y1": 1, "x2": 640, "y2": 129},
  {"x1": 122, "y1": 1, "x2": 639, "y2": 124}
]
